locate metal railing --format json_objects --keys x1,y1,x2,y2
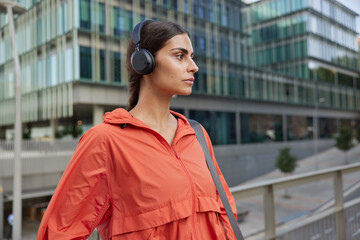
[
  {"x1": 230, "y1": 162, "x2": 360, "y2": 240},
  {"x1": 276, "y1": 197, "x2": 360, "y2": 240},
  {"x1": 0, "y1": 139, "x2": 79, "y2": 159},
  {"x1": 0, "y1": 139, "x2": 79, "y2": 179}
]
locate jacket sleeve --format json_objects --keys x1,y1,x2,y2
[
  {"x1": 201, "y1": 126, "x2": 238, "y2": 239},
  {"x1": 37, "y1": 125, "x2": 111, "y2": 240}
]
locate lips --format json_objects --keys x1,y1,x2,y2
[{"x1": 183, "y1": 78, "x2": 194, "y2": 85}]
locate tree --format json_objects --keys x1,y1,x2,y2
[
  {"x1": 335, "y1": 128, "x2": 353, "y2": 164},
  {"x1": 276, "y1": 147, "x2": 298, "y2": 174},
  {"x1": 276, "y1": 147, "x2": 298, "y2": 198}
]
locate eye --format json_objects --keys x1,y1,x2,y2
[{"x1": 175, "y1": 53, "x2": 184, "y2": 60}]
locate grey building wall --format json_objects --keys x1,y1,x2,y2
[{"x1": 214, "y1": 139, "x2": 334, "y2": 186}]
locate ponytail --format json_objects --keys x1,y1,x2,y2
[{"x1": 127, "y1": 75, "x2": 141, "y2": 111}]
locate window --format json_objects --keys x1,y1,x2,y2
[
  {"x1": 220, "y1": 37, "x2": 230, "y2": 61},
  {"x1": 190, "y1": 110, "x2": 236, "y2": 145},
  {"x1": 46, "y1": 55, "x2": 54, "y2": 87},
  {"x1": 199, "y1": 6, "x2": 204, "y2": 19},
  {"x1": 241, "y1": 113, "x2": 283, "y2": 143},
  {"x1": 287, "y1": 115, "x2": 313, "y2": 140},
  {"x1": 100, "y1": 50, "x2": 105, "y2": 81},
  {"x1": 340, "y1": 119, "x2": 351, "y2": 129},
  {"x1": 317, "y1": 67, "x2": 335, "y2": 84},
  {"x1": 114, "y1": 8, "x2": 133, "y2": 36},
  {"x1": 294, "y1": 40, "x2": 307, "y2": 59},
  {"x1": 80, "y1": 0, "x2": 91, "y2": 30},
  {"x1": 112, "y1": 52, "x2": 121, "y2": 83},
  {"x1": 285, "y1": 44, "x2": 291, "y2": 60},
  {"x1": 228, "y1": 74, "x2": 235, "y2": 96},
  {"x1": 37, "y1": 60, "x2": 43, "y2": 89},
  {"x1": 322, "y1": 0, "x2": 330, "y2": 16},
  {"x1": 338, "y1": 72, "x2": 354, "y2": 88},
  {"x1": 218, "y1": 3, "x2": 222, "y2": 25},
  {"x1": 59, "y1": 2, "x2": 67, "y2": 35},
  {"x1": 184, "y1": 0, "x2": 189, "y2": 14},
  {"x1": 65, "y1": 48, "x2": 73, "y2": 82},
  {"x1": 199, "y1": 33, "x2": 206, "y2": 55},
  {"x1": 80, "y1": 46, "x2": 92, "y2": 80},
  {"x1": 211, "y1": 35, "x2": 215, "y2": 57},
  {"x1": 98, "y1": 3, "x2": 105, "y2": 33},
  {"x1": 172, "y1": 0, "x2": 178, "y2": 9},
  {"x1": 209, "y1": 8, "x2": 214, "y2": 23},
  {"x1": 193, "y1": 1, "x2": 197, "y2": 15},
  {"x1": 51, "y1": 54, "x2": 57, "y2": 86},
  {"x1": 37, "y1": 18, "x2": 42, "y2": 45}
]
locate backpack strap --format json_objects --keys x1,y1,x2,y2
[{"x1": 188, "y1": 119, "x2": 244, "y2": 240}]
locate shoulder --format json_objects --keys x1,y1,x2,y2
[
  {"x1": 75, "y1": 123, "x2": 114, "y2": 151},
  {"x1": 80, "y1": 123, "x2": 111, "y2": 140}
]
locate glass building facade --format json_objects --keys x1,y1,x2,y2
[
  {"x1": 243, "y1": 0, "x2": 359, "y2": 111},
  {"x1": 0, "y1": 0, "x2": 359, "y2": 144}
]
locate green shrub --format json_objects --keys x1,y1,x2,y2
[
  {"x1": 276, "y1": 147, "x2": 298, "y2": 174},
  {"x1": 335, "y1": 128, "x2": 353, "y2": 152},
  {"x1": 335, "y1": 128, "x2": 353, "y2": 164}
]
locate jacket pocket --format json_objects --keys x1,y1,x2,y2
[
  {"x1": 111, "y1": 228, "x2": 154, "y2": 240},
  {"x1": 110, "y1": 198, "x2": 193, "y2": 238}
]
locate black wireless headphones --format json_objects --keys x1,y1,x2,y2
[{"x1": 131, "y1": 20, "x2": 156, "y2": 75}]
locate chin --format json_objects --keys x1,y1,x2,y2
[{"x1": 176, "y1": 90, "x2": 192, "y2": 96}]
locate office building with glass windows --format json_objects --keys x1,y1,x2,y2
[
  {"x1": 358, "y1": 37, "x2": 360, "y2": 69},
  {"x1": 242, "y1": 0, "x2": 360, "y2": 141},
  {"x1": 0, "y1": 0, "x2": 359, "y2": 185}
]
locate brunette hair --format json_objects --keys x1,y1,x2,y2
[{"x1": 126, "y1": 21, "x2": 189, "y2": 111}]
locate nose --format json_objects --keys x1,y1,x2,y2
[{"x1": 188, "y1": 58, "x2": 199, "y2": 73}]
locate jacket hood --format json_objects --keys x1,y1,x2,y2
[
  {"x1": 103, "y1": 108, "x2": 134, "y2": 124},
  {"x1": 103, "y1": 108, "x2": 191, "y2": 127}
]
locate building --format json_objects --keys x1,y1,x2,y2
[
  {"x1": 0, "y1": 0, "x2": 359, "y2": 187},
  {"x1": 358, "y1": 37, "x2": 360, "y2": 70},
  {"x1": 242, "y1": 0, "x2": 360, "y2": 140}
]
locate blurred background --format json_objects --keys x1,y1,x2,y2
[{"x1": 0, "y1": 0, "x2": 359, "y2": 239}]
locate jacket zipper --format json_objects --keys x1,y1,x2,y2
[
  {"x1": 153, "y1": 131, "x2": 199, "y2": 239},
  {"x1": 171, "y1": 147, "x2": 198, "y2": 240},
  {"x1": 126, "y1": 124, "x2": 199, "y2": 239}
]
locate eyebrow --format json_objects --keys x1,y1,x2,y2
[{"x1": 170, "y1": 47, "x2": 194, "y2": 58}]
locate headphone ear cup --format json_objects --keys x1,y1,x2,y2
[{"x1": 131, "y1": 49, "x2": 156, "y2": 75}]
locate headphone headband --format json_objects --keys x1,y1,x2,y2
[{"x1": 132, "y1": 20, "x2": 154, "y2": 46}]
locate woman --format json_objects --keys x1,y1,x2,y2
[{"x1": 37, "y1": 20, "x2": 237, "y2": 240}]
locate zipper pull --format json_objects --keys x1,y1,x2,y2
[{"x1": 172, "y1": 149, "x2": 180, "y2": 159}]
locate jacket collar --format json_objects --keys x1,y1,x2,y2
[{"x1": 103, "y1": 108, "x2": 195, "y2": 139}]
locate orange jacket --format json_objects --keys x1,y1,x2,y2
[{"x1": 37, "y1": 109, "x2": 237, "y2": 239}]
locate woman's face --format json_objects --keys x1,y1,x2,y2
[{"x1": 146, "y1": 33, "x2": 199, "y2": 97}]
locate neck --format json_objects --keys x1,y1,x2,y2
[{"x1": 129, "y1": 85, "x2": 174, "y2": 127}]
